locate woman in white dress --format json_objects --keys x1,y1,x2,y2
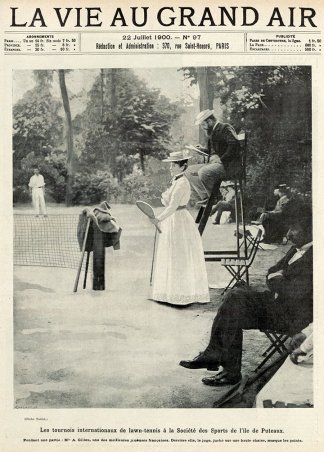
[{"x1": 150, "y1": 150, "x2": 210, "y2": 306}]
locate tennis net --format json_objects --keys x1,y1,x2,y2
[{"x1": 14, "y1": 214, "x2": 90, "y2": 270}]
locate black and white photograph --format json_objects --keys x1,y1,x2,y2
[{"x1": 13, "y1": 65, "x2": 313, "y2": 409}]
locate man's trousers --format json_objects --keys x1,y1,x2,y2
[
  {"x1": 203, "y1": 287, "x2": 288, "y2": 377},
  {"x1": 32, "y1": 188, "x2": 47, "y2": 215},
  {"x1": 186, "y1": 161, "x2": 226, "y2": 201},
  {"x1": 213, "y1": 200, "x2": 235, "y2": 224}
]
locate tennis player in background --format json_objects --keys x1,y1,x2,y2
[
  {"x1": 150, "y1": 150, "x2": 210, "y2": 307},
  {"x1": 28, "y1": 167, "x2": 47, "y2": 217}
]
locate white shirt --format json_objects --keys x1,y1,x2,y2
[
  {"x1": 288, "y1": 242, "x2": 312, "y2": 266},
  {"x1": 224, "y1": 187, "x2": 235, "y2": 202},
  {"x1": 268, "y1": 242, "x2": 312, "y2": 299},
  {"x1": 28, "y1": 174, "x2": 45, "y2": 189}
]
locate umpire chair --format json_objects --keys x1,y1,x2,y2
[{"x1": 199, "y1": 131, "x2": 249, "y2": 259}]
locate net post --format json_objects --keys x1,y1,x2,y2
[{"x1": 73, "y1": 216, "x2": 91, "y2": 293}]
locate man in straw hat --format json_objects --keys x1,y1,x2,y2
[
  {"x1": 186, "y1": 110, "x2": 241, "y2": 205},
  {"x1": 179, "y1": 203, "x2": 312, "y2": 386}
]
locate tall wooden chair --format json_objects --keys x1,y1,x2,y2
[{"x1": 197, "y1": 132, "x2": 248, "y2": 259}]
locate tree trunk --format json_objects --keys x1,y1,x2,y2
[
  {"x1": 58, "y1": 70, "x2": 74, "y2": 206},
  {"x1": 197, "y1": 67, "x2": 214, "y2": 145},
  {"x1": 105, "y1": 68, "x2": 118, "y2": 166},
  {"x1": 139, "y1": 150, "x2": 145, "y2": 174},
  {"x1": 111, "y1": 68, "x2": 117, "y2": 107},
  {"x1": 100, "y1": 69, "x2": 104, "y2": 123}
]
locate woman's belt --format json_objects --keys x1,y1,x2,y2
[{"x1": 176, "y1": 205, "x2": 187, "y2": 211}]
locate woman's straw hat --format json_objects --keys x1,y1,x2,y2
[{"x1": 162, "y1": 150, "x2": 192, "y2": 162}]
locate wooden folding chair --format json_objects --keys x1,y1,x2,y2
[
  {"x1": 237, "y1": 227, "x2": 265, "y2": 252},
  {"x1": 220, "y1": 228, "x2": 262, "y2": 293},
  {"x1": 254, "y1": 331, "x2": 290, "y2": 372},
  {"x1": 204, "y1": 224, "x2": 252, "y2": 264}
]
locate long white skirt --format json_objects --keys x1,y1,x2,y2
[{"x1": 151, "y1": 209, "x2": 210, "y2": 306}]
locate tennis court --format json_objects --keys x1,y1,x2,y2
[{"x1": 14, "y1": 203, "x2": 283, "y2": 408}]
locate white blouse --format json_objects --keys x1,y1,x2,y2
[{"x1": 157, "y1": 175, "x2": 190, "y2": 222}]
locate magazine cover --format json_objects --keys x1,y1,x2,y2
[{"x1": 0, "y1": 0, "x2": 323, "y2": 450}]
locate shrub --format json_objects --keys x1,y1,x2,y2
[
  {"x1": 120, "y1": 173, "x2": 163, "y2": 206},
  {"x1": 71, "y1": 170, "x2": 122, "y2": 205}
]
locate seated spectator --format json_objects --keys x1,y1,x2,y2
[
  {"x1": 179, "y1": 205, "x2": 312, "y2": 387},
  {"x1": 209, "y1": 181, "x2": 236, "y2": 225},
  {"x1": 248, "y1": 206, "x2": 265, "y2": 223},
  {"x1": 249, "y1": 185, "x2": 281, "y2": 224},
  {"x1": 259, "y1": 184, "x2": 291, "y2": 243}
]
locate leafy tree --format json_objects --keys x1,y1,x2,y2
[
  {"x1": 13, "y1": 73, "x2": 64, "y2": 202},
  {"x1": 181, "y1": 66, "x2": 312, "y2": 207},
  {"x1": 77, "y1": 68, "x2": 181, "y2": 176}
]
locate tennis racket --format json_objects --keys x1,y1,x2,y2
[{"x1": 136, "y1": 200, "x2": 162, "y2": 233}]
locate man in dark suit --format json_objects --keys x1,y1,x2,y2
[
  {"x1": 259, "y1": 184, "x2": 291, "y2": 243},
  {"x1": 186, "y1": 110, "x2": 241, "y2": 204},
  {"x1": 179, "y1": 206, "x2": 313, "y2": 386}
]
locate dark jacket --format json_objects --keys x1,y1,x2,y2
[
  {"x1": 77, "y1": 202, "x2": 122, "y2": 252},
  {"x1": 266, "y1": 245, "x2": 313, "y2": 334},
  {"x1": 208, "y1": 122, "x2": 242, "y2": 178}
]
